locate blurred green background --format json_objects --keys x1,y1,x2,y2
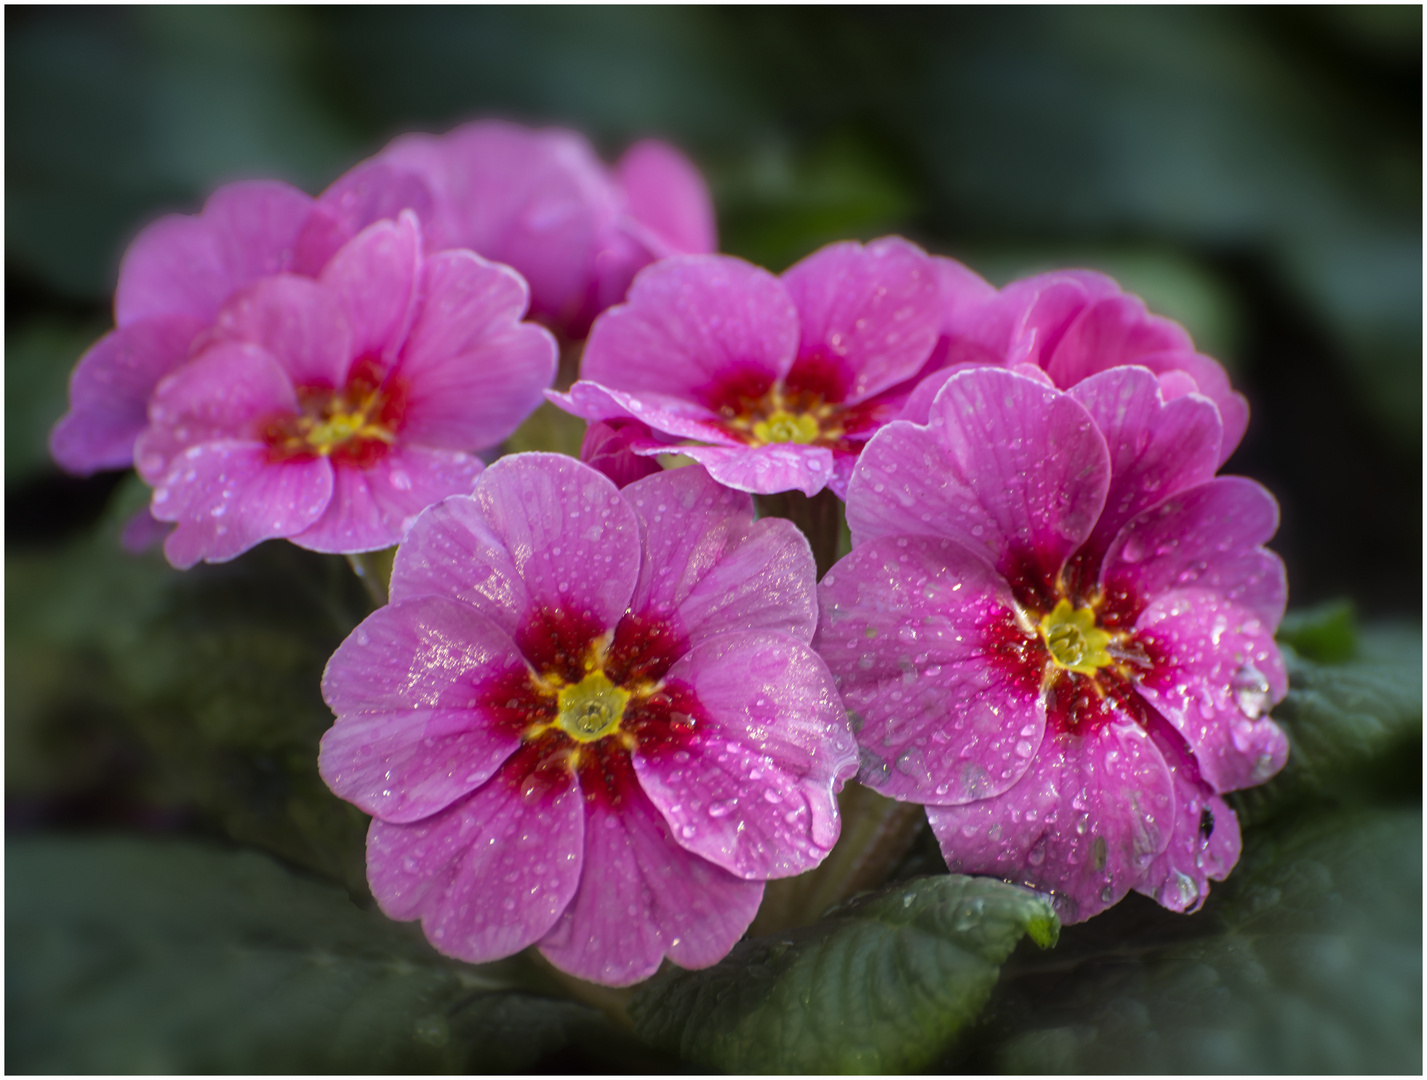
[{"x1": 6, "y1": 7, "x2": 1421, "y2": 1073}]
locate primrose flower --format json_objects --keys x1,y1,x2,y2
[
  {"x1": 327, "y1": 121, "x2": 717, "y2": 339},
  {"x1": 903, "y1": 263, "x2": 1249, "y2": 465},
  {"x1": 817, "y1": 366, "x2": 1287, "y2": 922},
  {"x1": 133, "y1": 211, "x2": 556, "y2": 567},
  {"x1": 318, "y1": 455, "x2": 856, "y2": 985},
  {"x1": 551, "y1": 238, "x2": 944, "y2": 498}
]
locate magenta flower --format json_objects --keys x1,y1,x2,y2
[
  {"x1": 50, "y1": 181, "x2": 320, "y2": 476},
  {"x1": 327, "y1": 121, "x2": 717, "y2": 338},
  {"x1": 133, "y1": 212, "x2": 557, "y2": 568},
  {"x1": 817, "y1": 366, "x2": 1287, "y2": 922},
  {"x1": 318, "y1": 455, "x2": 856, "y2": 985},
  {"x1": 902, "y1": 263, "x2": 1249, "y2": 465},
  {"x1": 551, "y1": 238, "x2": 945, "y2": 498},
  {"x1": 579, "y1": 418, "x2": 663, "y2": 489}
]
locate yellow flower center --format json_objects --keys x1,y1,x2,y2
[
  {"x1": 555, "y1": 670, "x2": 630, "y2": 742},
  {"x1": 752, "y1": 409, "x2": 821, "y2": 445},
  {"x1": 298, "y1": 408, "x2": 395, "y2": 455},
  {"x1": 1039, "y1": 598, "x2": 1114, "y2": 676}
]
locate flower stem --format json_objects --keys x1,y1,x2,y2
[
  {"x1": 748, "y1": 780, "x2": 926, "y2": 936},
  {"x1": 344, "y1": 548, "x2": 397, "y2": 608},
  {"x1": 754, "y1": 487, "x2": 847, "y2": 579}
]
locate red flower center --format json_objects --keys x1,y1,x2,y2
[{"x1": 262, "y1": 356, "x2": 407, "y2": 468}]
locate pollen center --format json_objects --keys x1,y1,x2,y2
[
  {"x1": 555, "y1": 670, "x2": 630, "y2": 742},
  {"x1": 1040, "y1": 598, "x2": 1113, "y2": 675},
  {"x1": 262, "y1": 357, "x2": 404, "y2": 467},
  {"x1": 752, "y1": 409, "x2": 821, "y2": 445}
]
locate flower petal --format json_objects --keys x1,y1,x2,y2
[
  {"x1": 291, "y1": 447, "x2": 483, "y2": 555},
  {"x1": 298, "y1": 158, "x2": 442, "y2": 275},
  {"x1": 115, "y1": 181, "x2": 315, "y2": 325},
  {"x1": 926, "y1": 715, "x2": 1176, "y2": 924},
  {"x1": 1068, "y1": 366, "x2": 1223, "y2": 570},
  {"x1": 674, "y1": 442, "x2": 836, "y2": 498},
  {"x1": 152, "y1": 441, "x2": 332, "y2": 568},
  {"x1": 1101, "y1": 476, "x2": 1287, "y2": 626},
  {"x1": 818, "y1": 535, "x2": 1045, "y2": 804},
  {"x1": 212, "y1": 275, "x2": 353, "y2": 388},
  {"x1": 552, "y1": 381, "x2": 738, "y2": 446},
  {"x1": 633, "y1": 630, "x2": 855, "y2": 879},
  {"x1": 319, "y1": 594, "x2": 530, "y2": 821},
  {"x1": 1133, "y1": 717, "x2": 1242, "y2": 913},
  {"x1": 616, "y1": 139, "x2": 717, "y2": 257},
  {"x1": 622, "y1": 465, "x2": 818, "y2": 646},
  {"x1": 366, "y1": 753, "x2": 584, "y2": 963},
  {"x1": 389, "y1": 454, "x2": 641, "y2": 641},
  {"x1": 847, "y1": 368, "x2": 1110, "y2": 590},
  {"x1": 136, "y1": 342, "x2": 299, "y2": 485},
  {"x1": 580, "y1": 419, "x2": 664, "y2": 488},
  {"x1": 580, "y1": 255, "x2": 799, "y2": 405},
  {"x1": 50, "y1": 315, "x2": 204, "y2": 475},
  {"x1": 1134, "y1": 589, "x2": 1289, "y2": 792},
  {"x1": 537, "y1": 757, "x2": 764, "y2": 986},
  {"x1": 780, "y1": 237, "x2": 942, "y2": 404},
  {"x1": 395, "y1": 250, "x2": 558, "y2": 450},
  {"x1": 1133, "y1": 350, "x2": 1249, "y2": 464},
  {"x1": 318, "y1": 211, "x2": 422, "y2": 364}
]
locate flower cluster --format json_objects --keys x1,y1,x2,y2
[{"x1": 51, "y1": 116, "x2": 1290, "y2": 984}]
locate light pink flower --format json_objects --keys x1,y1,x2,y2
[
  {"x1": 817, "y1": 366, "x2": 1286, "y2": 922},
  {"x1": 325, "y1": 121, "x2": 717, "y2": 338},
  {"x1": 133, "y1": 212, "x2": 556, "y2": 568},
  {"x1": 551, "y1": 238, "x2": 945, "y2": 498},
  {"x1": 902, "y1": 263, "x2": 1249, "y2": 465},
  {"x1": 319, "y1": 455, "x2": 856, "y2": 985}
]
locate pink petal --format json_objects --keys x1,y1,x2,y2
[
  {"x1": 674, "y1": 442, "x2": 836, "y2": 498},
  {"x1": 135, "y1": 342, "x2": 299, "y2": 485},
  {"x1": 1133, "y1": 718, "x2": 1242, "y2": 913},
  {"x1": 395, "y1": 250, "x2": 558, "y2": 449},
  {"x1": 817, "y1": 535, "x2": 1045, "y2": 804},
  {"x1": 634, "y1": 630, "x2": 856, "y2": 879},
  {"x1": 290, "y1": 447, "x2": 483, "y2": 555},
  {"x1": 1041, "y1": 294, "x2": 1195, "y2": 388},
  {"x1": 297, "y1": 158, "x2": 442, "y2": 275},
  {"x1": 622, "y1": 466, "x2": 818, "y2": 645},
  {"x1": 579, "y1": 419, "x2": 664, "y2": 488},
  {"x1": 389, "y1": 455, "x2": 641, "y2": 642},
  {"x1": 927, "y1": 715, "x2": 1176, "y2": 925},
  {"x1": 781, "y1": 237, "x2": 942, "y2": 404},
  {"x1": 847, "y1": 368, "x2": 1110, "y2": 589},
  {"x1": 211, "y1": 275, "x2": 353, "y2": 389},
  {"x1": 1100, "y1": 476, "x2": 1288, "y2": 626},
  {"x1": 151, "y1": 441, "x2": 332, "y2": 568},
  {"x1": 115, "y1": 181, "x2": 315, "y2": 325},
  {"x1": 120, "y1": 506, "x2": 172, "y2": 553},
  {"x1": 934, "y1": 255, "x2": 1014, "y2": 366},
  {"x1": 616, "y1": 139, "x2": 717, "y2": 256},
  {"x1": 1133, "y1": 350, "x2": 1249, "y2": 464},
  {"x1": 579, "y1": 255, "x2": 799, "y2": 406},
  {"x1": 553, "y1": 382, "x2": 739, "y2": 447},
  {"x1": 49, "y1": 315, "x2": 204, "y2": 475},
  {"x1": 1067, "y1": 366, "x2": 1223, "y2": 570},
  {"x1": 366, "y1": 755, "x2": 584, "y2": 963},
  {"x1": 319, "y1": 594, "x2": 530, "y2": 821},
  {"x1": 1134, "y1": 589, "x2": 1289, "y2": 793},
  {"x1": 318, "y1": 211, "x2": 422, "y2": 364},
  {"x1": 537, "y1": 762, "x2": 764, "y2": 986},
  {"x1": 437, "y1": 121, "x2": 611, "y2": 324}
]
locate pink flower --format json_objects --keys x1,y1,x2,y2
[
  {"x1": 817, "y1": 366, "x2": 1287, "y2": 922},
  {"x1": 319, "y1": 455, "x2": 856, "y2": 986},
  {"x1": 551, "y1": 238, "x2": 945, "y2": 498},
  {"x1": 902, "y1": 263, "x2": 1249, "y2": 465},
  {"x1": 579, "y1": 418, "x2": 663, "y2": 489},
  {"x1": 133, "y1": 212, "x2": 557, "y2": 568},
  {"x1": 50, "y1": 181, "x2": 321, "y2": 476},
  {"x1": 325, "y1": 121, "x2": 717, "y2": 339}
]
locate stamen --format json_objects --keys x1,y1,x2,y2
[{"x1": 1039, "y1": 598, "x2": 1114, "y2": 676}]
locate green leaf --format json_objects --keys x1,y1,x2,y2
[
  {"x1": 629, "y1": 874, "x2": 1058, "y2": 1073},
  {"x1": 1234, "y1": 621, "x2": 1421, "y2": 827},
  {"x1": 6, "y1": 835, "x2": 629, "y2": 1074},
  {"x1": 956, "y1": 807, "x2": 1422, "y2": 1074},
  {"x1": 1277, "y1": 600, "x2": 1359, "y2": 663}
]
